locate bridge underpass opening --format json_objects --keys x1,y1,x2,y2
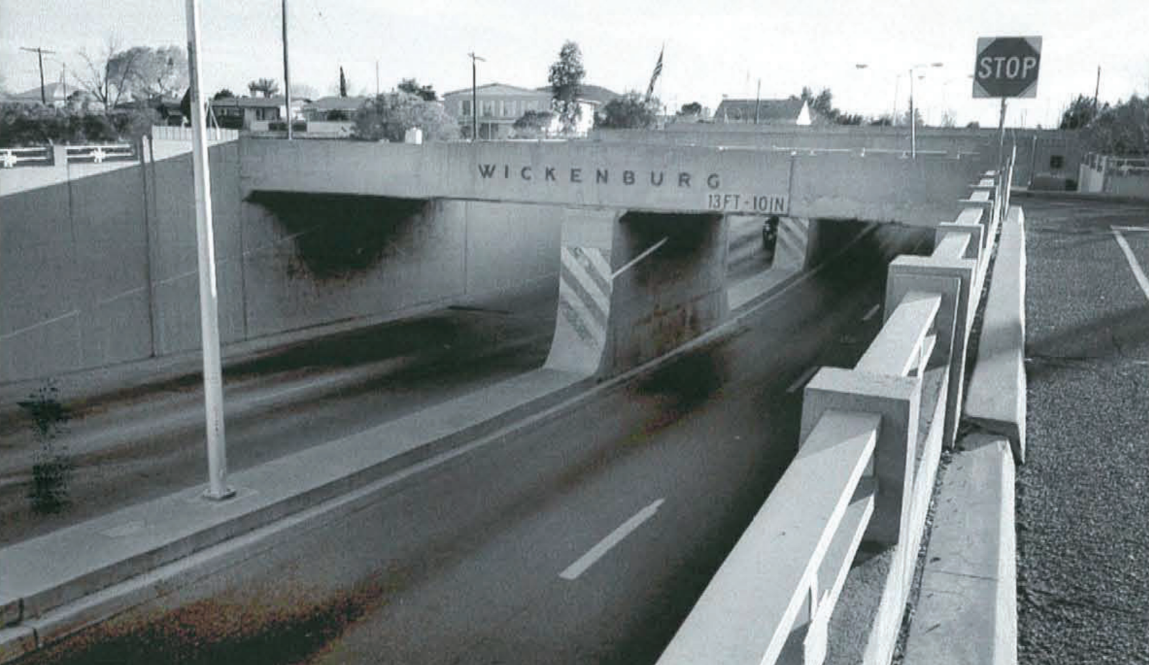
[{"x1": 245, "y1": 192, "x2": 432, "y2": 281}]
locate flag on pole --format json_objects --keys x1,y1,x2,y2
[{"x1": 645, "y1": 46, "x2": 664, "y2": 101}]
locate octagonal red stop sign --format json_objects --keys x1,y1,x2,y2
[{"x1": 972, "y1": 36, "x2": 1042, "y2": 98}]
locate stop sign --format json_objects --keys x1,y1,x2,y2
[{"x1": 972, "y1": 36, "x2": 1042, "y2": 98}]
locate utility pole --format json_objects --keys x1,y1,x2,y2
[
  {"x1": 1092, "y1": 65, "x2": 1101, "y2": 114},
  {"x1": 909, "y1": 68, "x2": 916, "y2": 158},
  {"x1": 281, "y1": 0, "x2": 293, "y2": 140},
  {"x1": 468, "y1": 51, "x2": 484, "y2": 141},
  {"x1": 375, "y1": 60, "x2": 380, "y2": 96},
  {"x1": 754, "y1": 79, "x2": 761, "y2": 125},
  {"x1": 20, "y1": 46, "x2": 57, "y2": 104},
  {"x1": 183, "y1": 0, "x2": 233, "y2": 501}
]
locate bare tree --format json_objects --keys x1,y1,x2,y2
[
  {"x1": 248, "y1": 78, "x2": 280, "y2": 97},
  {"x1": 75, "y1": 36, "x2": 141, "y2": 108}
]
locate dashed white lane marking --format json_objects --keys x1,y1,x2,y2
[
  {"x1": 786, "y1": 365, "x2": 820, "y2": 394},
  {"x1": 1111, "y1": 226, "x2": 1149, "y2": 303},
  {"x1": 862, "y1": 303, "x2": 881, "y2": 322},
  {"x1": 560, "y1": 498, "x2": 665, "y2": 581}
]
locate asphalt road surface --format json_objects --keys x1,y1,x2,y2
[
  {"x1": 1016, "y1": 198, "x2": 1149, "y2": 664},
  {"x1": 266, "y1": 223, "x2": 928, "y2": 665},
  {"x1": 0, "y1": 217, "x2": 791, "y2": 545},
  {"x1": 20, "y1": 221, "x2": 929, "y2": 665}
]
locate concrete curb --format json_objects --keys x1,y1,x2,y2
[
  {"x1": 964, "y1": 206, "x2": 1026, "y2": 464},
  {"x1": 1011, "y1": 188, "x2": 1149, "y2": 206},
  {"x1": 902, "y1": 433, "x2": 1017, "y2": 665},
  {"x1": 0, "y1": 227, "x2": 880, "y2": 662}
]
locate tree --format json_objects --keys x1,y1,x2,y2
[
  {"x1": 512, "y1": 110, "x2": 556, "y2": 138},
  {"x1": 940, "y1": 109, "x2": 957, "y2": 128},
  {"x1": 548, "y1": 41, "x2": 586, "y2": 133},
  {"x1": 248, "y1": 78, "x2": 279, "y2": 97},
  {"x1": 75, "y1": 36, "x2": 143, "y2": 108},
  {"x1": 397, "y1": 78, "x2": 437, "y2": 101},
  {"x1": 213, "y1": 88, "x2": 235, "y2": 100},
  {"x1": 1080, "y1": 95, "x2": 1149, "y2": 156},
  {"x1": 1060, "y1": 94, "x2": 1099, "y2": 130},
  {"x1": 869, "y1": 115, "x2": 894, "y2": 126},
  {"x1": 339, "y1": 67, "x2": 348, "y2": 98},
  {"x1": 900, "y1": 107, "x2": 924, "y2": 127},
  {"x1": 352, "y1": 91, "x2": 459, "y2": 142},
  {"x1": 596, "y1": 91, "x2": 659, "y2": 129},
  {"x1": 127, "y1": 45, "x2": 187, "y2": 99},
  {"x1": 678, "y1": 101, "x2": 702, "y2": 116},
  {"x1": 966, "y1": 121, "x2": 981, "y2": 129}
]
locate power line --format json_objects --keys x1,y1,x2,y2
[{"x1": 20, "y1": 46, "x2": 57, "y2": 104}]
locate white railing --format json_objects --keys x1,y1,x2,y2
[
  {"x1": 65, "y1": 144, "x2": 134, "y2": 163},
  {"x1": 0, "y1": 146, "x2": 52, "y2": 168},
  {"x1": 658, "y1": 152, "x2": 1016, "y2": 665}
]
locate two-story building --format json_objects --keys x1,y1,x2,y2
[{"x1": 441, "y1": 83, "x2": 616, "y2": 139}]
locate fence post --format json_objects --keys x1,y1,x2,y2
[
  {"x1": 885, "y1": 267, "x2": 968, "y2": 449},
  {"x1": 801, "y1": 368, "x2": 920, "y2": 546}
]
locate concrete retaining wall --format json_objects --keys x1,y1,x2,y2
[{"x1": 1, "y1": 139, "x2": 562, "y2": 385}]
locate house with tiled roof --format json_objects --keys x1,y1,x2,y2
[{"x1": 714, "y1": 97, "x2": 814, "y2": 125}]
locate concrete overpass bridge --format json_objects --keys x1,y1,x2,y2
[
  {"x1": 241, "y1": 139, "x2": 985, "y2": 378},
  {"x1": 0, "y1": 132, "x2": 1018, "y2": 665}
]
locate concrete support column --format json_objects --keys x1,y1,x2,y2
[
  {"x1": 800, "y1": 368, "x2": 921, "y2": 547},
  {"x1": 544, "y1": 210, "x2": 730, "y2": 378},
  {"x1": 886, "y1": 262, "x2": 971, "y2": 449},
  {"x1": 602, "y1": 211, "x2": 729, "y2": 376}
]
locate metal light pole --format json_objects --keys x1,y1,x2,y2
[
  {"x1": 468, "y1": 52, "x2": 484, "y2": 141},
  {"x1": 908, "y1": 62, "x2": 944, "y2": 158},
  {"x1": 281, "y1": 0, "x2": 293, "y2": 140},
  {"x1": 184, "y1": 0, "x2": 233, "y2": 501}
]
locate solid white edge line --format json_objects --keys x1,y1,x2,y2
[
  {"x1": 786, "y1": 365, "x2": 820, "y2": 394},
  {"x1": 560, "y1": 498, "x2": 665, "y2": 581},
  {"x1": 862, "y1": 303, "x2": 881, "y2": 322},
  {"x1": 1112, "y1": 227, "x2": 1149, "y2": 303}
]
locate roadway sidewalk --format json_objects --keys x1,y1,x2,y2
[{"x1": 0, "y1": 287, "x2": 559, "y2": 546}]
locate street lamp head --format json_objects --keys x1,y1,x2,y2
[
  {"x1": 930, "y1": 62, "x2": 945, "y2": 68},
  {"x1": 855, "y1": 63, "x2": 869, "y2": 69}
]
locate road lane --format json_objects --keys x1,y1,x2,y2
[{"x1": 287, "y1": 223, "x2": 931, "y2": 665}]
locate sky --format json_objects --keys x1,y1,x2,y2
[{"x1": 2, "y1": 0, "x2": 1147, "y2": 128}]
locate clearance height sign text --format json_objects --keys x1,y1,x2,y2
[{"x1": 476, "y1": 162, "x2": 788, "y2": 214}]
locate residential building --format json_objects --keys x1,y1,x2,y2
[
  {"x1": 208, "y1": 95, "x2": 304, "y2": 130},
  {"x1": 714, "y1": 97, "x2": 814, "y2": 125},
  {"x1": 3, "y1": 82, "x2": 72, "y2": 108},
  {"x1": 441, "y1": 83, "x2": 618, "y2": 139},
  {"x1": 301, "y1": 96, "x2": 368, "y2": 122}
]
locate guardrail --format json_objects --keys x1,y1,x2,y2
[
  {"x1": 64, "y1": 144, "x2": 135, "y2": 164},
  {"x1": 658, "y1": 150, "x2": 1016, "y2": 665},
  {"x1": 0, "y1": 146, "x2": 52, "y2": 168}
]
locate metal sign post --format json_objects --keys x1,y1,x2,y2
[
  {"x1": 973, "y1": 36, "x2": 1041, "y2": 181},
  {"x1": 184, "y1": 0, "x2": 234, "y2": 501}
]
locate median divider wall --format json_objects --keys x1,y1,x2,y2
[{"x1": 657, "y1": 159, "x2": 1015, "y2": 665}]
